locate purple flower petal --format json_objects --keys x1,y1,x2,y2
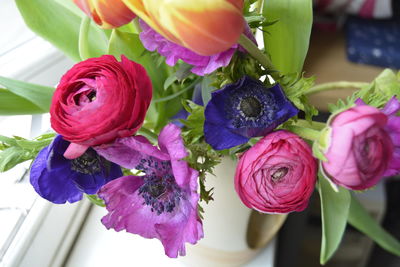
[
  {"x1": 30, "y1": 135, "x2": 122, "y2": 204},
  {"x1": 94, "y1": 135, "x2": 169, "y2": 169},
  {"x1": 98, "y1": 124, "x2": 203, "y2": 258},
  {"x1": 139, "y1": 20, "x2": 249, "y2": 76},
  {"x1": 30, "y1": 136, "x2": 82, "y2": 204},
  {"x1": 382, "y1": 96, "x2": 400, "y2": 116},
  {"x1": 204, "y1": 76, "x2": 299, "y2": 150}
]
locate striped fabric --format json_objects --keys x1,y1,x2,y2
[{"x1": 314, "y1": 0, "x2": 393, "y2": 18}]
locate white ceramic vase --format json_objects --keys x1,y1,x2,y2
[{"x1": 181, "y1": 157, "x2": 287, "y2": 267}]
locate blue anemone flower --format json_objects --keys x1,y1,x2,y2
[
  {"x1": 30, "y1": 135, "x2": 122, "y2": 204},
  {"x1": 204, "y1": 76, "x2": 299, "y2": 150}
]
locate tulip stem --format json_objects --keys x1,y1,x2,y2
[
  {"x1": 286, "y1": 125, "x2": 320, "y2": 141},
  {"x1": 306, "y1": 81, "x2": 369, "y2": 95},
  {"x1": 238, "y1": 34, "x2": 276, "y2": 72},
  {"x1": 79, "y1": 16, "x2": 91, "y2": 61}
]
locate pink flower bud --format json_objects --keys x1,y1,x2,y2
[{"x1": 322, "y1": 105, "x2": 393, "y2": 190}]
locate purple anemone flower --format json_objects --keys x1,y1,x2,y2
[
  {"x1": 139, "y1": 20, "x2": 255, "y2": 76},
  {"x1": 30, "y1": 135, "x2": 122, "y2": 204},
  {"x1": 95, "y1": 124, "x2": 203, "y2": 258},
  {"x1": 356, "y1": 96, "x2": 400, "y2": 176},
  {"x1": 204, "y1": 76, "x2": 299, "y2": 150}
]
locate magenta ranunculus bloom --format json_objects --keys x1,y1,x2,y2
[
  {"x1": 50, "y1": 55, "x2": 152, "y2": 159},
  {"x1": 95, "y1": 124, "x2": 203, "y2": 258},
  {"x1": 234, "y1": 130, "x2": 317, "y2": 214},
  {"x1": 322, "y1": 99, "x2": 399, "y2": 190},
  {"x1": 139, "y1": 19, "x2": 254, "y2": 76}
]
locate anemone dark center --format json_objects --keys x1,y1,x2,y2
[
  {"x1": 71, "y1": 150, "x2": 102, "y2": 174},
  {"x1": 239, "y1": 96, "x2": 262, "y2": 117},
  {"x1": 139, "y1": 174, "x2": 183, "y2": 215},
  {"x1": 271, "y1": 167, "x2": 289, "y2": 182}
]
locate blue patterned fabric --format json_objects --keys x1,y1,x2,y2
[{"x1": 345, "y1": 17, "x2": 400, "y2": 69}]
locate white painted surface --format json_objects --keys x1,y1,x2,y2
[{"x1": 65, "y1": 205, "x2": 276, "y2": 267}]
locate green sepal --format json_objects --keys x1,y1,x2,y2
[{"x1": 86, "y1": 194, "x2": 106, "y2": 207}]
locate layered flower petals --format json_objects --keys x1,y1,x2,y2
[
  {"x1": 122, "y1": 0, "x2": 244, "y2": 55},
  {"x1": 30, "y1": 135, "x2": 122, "y2": 204},
  {"x1": 235, "y1": 131, "x2": 317, "y2": 213},
  {"x1": 50, "y1": 55, "x2": 152, "y2": 156},
  {"x1": 322, "y1": 104, "x2": 394, "y2": 190},
  {"x1": 204, "y1": 76, "x2": 298, "y2": 150},
  {"x1": 73, "y1": 0, "x2": 136, "y2": 29},
  {"x1": 97, "y1": 124, "x2": 203, "y2": 257}
]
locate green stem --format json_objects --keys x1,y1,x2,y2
[
  {"x1": 152, "y1": 77, "x2": 200, "y2": 103},
  {"x1": 137, "y1": 127, "x2": 158, "y2": 143},
  {"x1": 286, "y1": 125, "x2": 320, "y2": 141},
  {"x1": 306, "y1": 81, "x2": 369, "y2": 95},
  {"x1": 293, "y1": 119, "x2": 326, "y2": 131},
  {"x1": 79, "y1": 16, "x2": 91, "y2": 60},
  {"x1": 238, "y1": 34, "x2": 276, "y2": 72}
]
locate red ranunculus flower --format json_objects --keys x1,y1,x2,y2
[
  {"x1": 234, "y1": 130, "x2": 317, "y2": 214},
  {"x1": 50, "y1": 55, "x2": 152, "y2": 159}
]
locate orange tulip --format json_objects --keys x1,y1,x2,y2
[
  {"x1": 122, "y1": 0, "x2": 244, "y2": 56},
  {"x1": 73, "y1": 0, "x2": 136, "y2": 29}
]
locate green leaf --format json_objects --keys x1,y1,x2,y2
[
  {"x1": 355, "y1": 69, "x2": 400, "y2": 108},
  {"x1": 201, "y1": 76, "x2": 215, "y2": 106},
  {"x1": 16, "y1": 0, "x2": 107, "y2": 61},
  {"x1": 78, "y1": 17, "x2": 92, "y2": 60},
  {"x1": 348, "y1": 194, "x2": 400, "y2": 257},
  {"x1": 108, "y1": 30, "x2": 167, "y2": 92},
  {"x1": 318, "y1": 176, "x2": 351, "y2": 265},
  {"x1": 86, "y1": 194, "x2": 106, "y2": 207},
  {"x1": 0, "y1": 76, "x2": 55, "y2": 112},
  {"x1": 163, "y1": 75, "x2": 178, "y2": 90},
  {"x1": 0, "y1": 89, "x2": 44, "y2": 115},
  {"x1": 0, "y1": 133, "x2": 55, "y2": 172},
  {"x1": 262, "y1": 0, "x2": 313, "y2": 74}
]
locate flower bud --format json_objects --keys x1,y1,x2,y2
[
  {"x1": 73, "y1": 0, "x2": 136, "y2": 29},
  {"x1": 122, "y1": 0, "x2": 244, "y2": 56}
]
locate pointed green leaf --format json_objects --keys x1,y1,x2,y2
[
  {"x1": 262, "y1": 0, "x2": 313, "y2": 74},
  {"x1": 16, "y1": 0, "x2": 107, "y2": 61},
  {"x1": 201, "y1": 76, "x2": 215, "y2": 106},
  {"x1": 0, "y1": 76, "x2": 54, "y2": 112},
  {"x1": 0, "y1": 89, "x2": 44, "y2": 115},
  {"x1": 318, "y1": 176, "x2": 351, "y2": 265},
  {"x1": 348, "y1": 195, "x2": 400, "y2": 257},
  {"x1": 108, "y1": 30, "x2": 167, "y2": 92}
]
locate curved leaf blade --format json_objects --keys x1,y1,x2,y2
[
  {"x1": 0, "y1": 89, "x2": 44, "y2": 115},
  {"x1": 318, "y1": 176, "x2": 351, "y2": 265},
  {"x1": 348, "y1": 194, "x2": 400, "y2": 257},
  {"x1": 16, "y1": 0, "x2": 107, "y2": 61},
  {"x1": 0, "y1": 76, "x2": 54, "y2": 112},
  {"x1": 262, "y1": 0, "x2": 313, "y2": 74}
]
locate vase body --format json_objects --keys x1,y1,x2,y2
[{"x1": 181, "y1": 157, "x2": 287, "y2": 267}]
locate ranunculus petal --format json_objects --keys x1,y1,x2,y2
[{"x1": 234, "y1": 130, "x2": 317, "y2": 213}]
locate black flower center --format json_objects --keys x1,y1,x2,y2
[
  {"x1": 239, "y1": 96, "x2": 262, "y2": 118},
  {"x1": 271, "y1": 167, "x2": 289, "y2": 182},
  {"x1": 71, "y1": 150, "x2": 102, "y2": 174},
  {"x1": 139, "y1": 174, "x2": 183, "y2": 215}
]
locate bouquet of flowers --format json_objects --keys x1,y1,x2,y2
[{"x1": 1, "y1": 0, "x2": 400, "y2": 263}]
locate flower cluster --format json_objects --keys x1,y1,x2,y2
[{"x1": 2, "y1": 0, "x2": 400, "y2": 263}]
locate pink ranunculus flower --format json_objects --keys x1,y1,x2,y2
[
  {"x1": 50, "y1": 55, "x2": 152, "y2": 159},
  {"x1": 234, "y1": 130, "x2": 317, "y2": 214},
  {"x1": 322, "y1": 101, "x2": 397, "y2": 190},
  {"x1": 95, "y1": 124, "x2": 203, "y2": 258}
]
